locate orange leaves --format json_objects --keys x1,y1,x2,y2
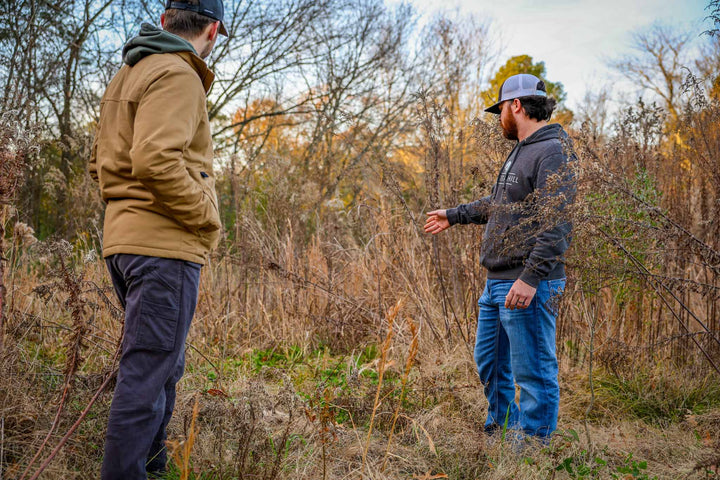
[
  {"x1": 231, "y1": 98, "x2": 291, "y2": 151},
  {"x1": 205, "y1": 388, "x2": 229, "y2": 398},
  {"x1": 412, "y1": 471, "x2": 448, "y2": 480}
]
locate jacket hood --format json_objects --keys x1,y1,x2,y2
[
  {"x1": 122, "y1": 23, "x2": 197, "y2": 66},
  {"x1": 520, "y1": 123, "x2": 566, "y2": 146}
]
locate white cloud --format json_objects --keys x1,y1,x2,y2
[{"x1": 398, "y1": 0, "x2": 710, "y2": 110}]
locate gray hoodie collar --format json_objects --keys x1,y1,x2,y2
[
  {"x1": 520, "y1": 123, "x2": 564, "y2": 146},
  {"x1": 122, "y1": 23, "x2": 198, "y2": 66}
]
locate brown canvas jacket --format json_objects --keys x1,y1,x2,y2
[{"x1": 90, "y1": 49, "x2": 221, "y2": 265}]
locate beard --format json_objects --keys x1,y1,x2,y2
[
  {"x1": 501, "y1": 112, "x2": 518, "y2": 140},
  {"x1": 199, "y1": 43, "x2": 213, "y2": 59}
]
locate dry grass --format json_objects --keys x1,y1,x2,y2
[
  {"x1": 2, "y1": 242, "x2": 719, "y2": 479},
  {"x1": 3, "y1": 79, "x2": 720, "y2": 479}
]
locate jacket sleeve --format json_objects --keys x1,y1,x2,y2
[
  {"x1": 130, "y1": 67, "x2": 220, "y2": 234},
  {"x1": 446, "y1": 195, "x2": 492, "y2": 225},
  {"x1": 89, "y1": 121, "x2": 99, "y2": 183},
  {"x1": 518, "y1": 152, "x2": 576, "y2": 288}
]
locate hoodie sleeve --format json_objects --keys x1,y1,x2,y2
[
  {"x1": 446, "y1": 196, "x2": 492, "y2": 225},
  {"x1": 130, "y1": 67, "x2": 220, "y2": 234},
  {"x1": 518, "y1": 151, "x2": 575, "y2": 288}
]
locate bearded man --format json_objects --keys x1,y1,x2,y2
[{"x1": 424, "y1": 73, "x2": 576, "y2": 439}]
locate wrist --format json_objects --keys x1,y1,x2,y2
[
  {"x1": 446, "y1": 208, "x2": 459, "y2": 225},
  {"x1": 518, "y1": 270, "x2": 541, "y2": 289}
]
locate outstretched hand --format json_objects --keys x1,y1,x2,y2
[{"x1": 425, "y1": 210, "x2": 451, "y2": 234}]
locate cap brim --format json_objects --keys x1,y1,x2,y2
[
  {"x1": 219, "y1": 21, "x2": 228, "y2": 36},
  {"x1": 484, "y1": 101, "x2": 502, "y2": 114}
]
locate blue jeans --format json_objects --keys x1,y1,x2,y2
[
  {"x1": 101, "y1": 254, "x2": 201, "y2": 479},
  {"x1": 474, "y1": 278, "x2": 565, "y2": 438}
]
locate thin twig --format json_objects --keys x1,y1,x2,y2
[
  {"x1": 599, "y1": 228, "x2": 720, "y2": 376},
  {"x1": 26, "y1": 365, "x2": 119, "y2": 480}
]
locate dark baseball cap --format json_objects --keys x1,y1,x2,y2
[
  {"x1": 484, "y1": 73, "x2": 547, "y2": 114},
  {"x1": 166, "y1": 0, "x2": 228, "y2": 36}
]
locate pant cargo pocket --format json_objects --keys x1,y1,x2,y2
[{"x1": 136, "y1": 298, "x2": 179, "y2": 352}]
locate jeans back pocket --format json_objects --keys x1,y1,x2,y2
[{"x1": 544, "y1": 279, "x2": 566, "y2": 317}]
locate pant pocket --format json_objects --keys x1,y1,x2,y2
[
  {"x1": 543, "y1": 279, "x2": 566, "y2": 316},
  {"x1": 136, "y1": 298, "x2": 179, "y2": 352}
]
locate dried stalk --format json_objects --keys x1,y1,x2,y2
[
  {"x1": 25, "y1": 360, "x2": 120, "y2": 480},
  {"x1": 0, "y1": 206, "x2": 7, "y2": 353},
  {"x1": 361, "y1": 299, "x2": 401, "y2": 473},
  {"x1": 20, "y1": 249, "x2": 89, "y2": 480},
  {"x1": 167, "y1": 394, "x2": 200, "y2": 480},
  {"x1": 381, "y1": 317, "x2": 418, "y2": 472}
]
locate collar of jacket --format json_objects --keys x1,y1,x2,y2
[{"x1": 175, "y1": 51, "x2": 215, "y2": 94}]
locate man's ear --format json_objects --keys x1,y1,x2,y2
[
  {"x1": 206, "y1": 21, "x2": 219, "y2": 41},
  {"x1": 160, "y1": 13, "x2": 166, "y2": 29},
  {"x1": 511, "y1": 98, "x2": 523, "y2": 114}
]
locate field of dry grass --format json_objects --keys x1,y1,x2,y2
[
  {"x1": 2, "y1": 49, "x2": 720, "y2": 479},
  {"x1": 1, "y1": 210, "x2": 719, "y2": 479}
]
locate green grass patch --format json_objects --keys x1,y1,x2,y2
[{"x1": 595, "y1": 369, "x2": 720, "y2": 425}]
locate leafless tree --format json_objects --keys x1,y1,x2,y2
[
  {"x1": 0, "y1": 0, "x2": 132, "y2": 237},
  {"x1": 576, "y1": 86, "x2": 611, "y2": 142},
  {"x1": 611, "y1": 23, "x2": 693, "y2": 123}
]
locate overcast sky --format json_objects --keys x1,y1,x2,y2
[{"x1": 400, "y1": 0, "x2": 712, "y2": 111}]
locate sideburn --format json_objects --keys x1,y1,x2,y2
[{"x1": 502, "y1": 112, "x2": 519, "y2": 141}]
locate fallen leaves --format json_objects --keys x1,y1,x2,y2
[{"x1": 412, "y1": 471, "x2": 448, "y2": 480}]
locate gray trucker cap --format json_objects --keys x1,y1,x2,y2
[{"x1": 484, "y1": 73, "x2": 547, "y2": 114}]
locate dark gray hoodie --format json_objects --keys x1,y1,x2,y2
[{"x1": 446, "y1": 123, "x2": 576, "y2": 288}]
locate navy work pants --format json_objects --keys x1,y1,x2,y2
[{"x1": 101, "y1": 254, "x2": 201, "y2": 479}]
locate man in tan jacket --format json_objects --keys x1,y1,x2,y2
[{"x1": 89, "y1": 1, "x2": 226, "y2": 477}]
